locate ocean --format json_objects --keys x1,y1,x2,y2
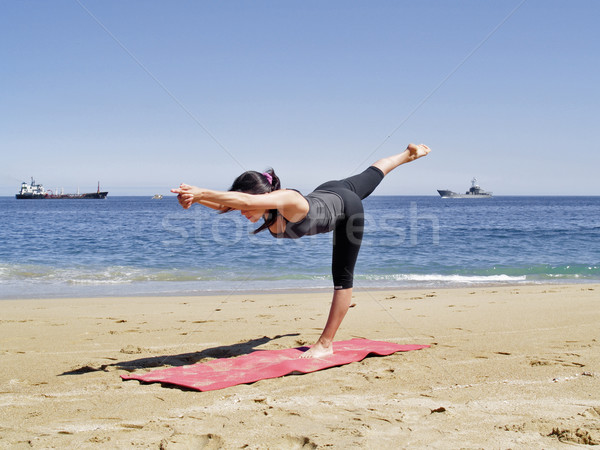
[{"x1": 0, "y1": 195, "x2": 598, "y2": 299}]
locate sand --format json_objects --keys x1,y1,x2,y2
[{"x1": 1, "y1": 284, "x2": 599, "y2": 448}]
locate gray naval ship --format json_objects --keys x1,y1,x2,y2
[{"x1": 437, "y1": 178, "x2": 492, "y2": 198}]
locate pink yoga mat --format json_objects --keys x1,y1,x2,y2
[{"x1": 121, "y1": 339, "x2": 429, "y2": 391}]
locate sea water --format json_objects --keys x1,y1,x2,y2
[{"x1": 0, "y1": 196, "x2": 598, "y2": 299}]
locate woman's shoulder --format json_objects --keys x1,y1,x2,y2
[{"x1": 272, "y1": 189, "x2": 309, "y2": 222}]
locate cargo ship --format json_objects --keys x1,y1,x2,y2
[
  {"x1": 16, "y1": 178, "x2": 108, "y2": 199},
  {"x1": 437, "y1": 178, "x2": 492, "y2": 198}
]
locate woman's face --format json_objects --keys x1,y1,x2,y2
[{"x1": 240, "y1": 208, "x2": 266, "y2": 223}]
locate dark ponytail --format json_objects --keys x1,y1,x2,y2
[{"x1": 226, "y1": 168, "x2": 281, "y2": 234}]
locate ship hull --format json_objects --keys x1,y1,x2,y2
[
  {"x1": 15, "y1": 194, "x2": 47, "y2": 199},
  {"x1": 48, "y1": 192, "x2": 108, "y2": 199},
  {"x1": 16, "y1": 192, "x2": 108, "y2": 199}
]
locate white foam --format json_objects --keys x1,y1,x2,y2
[{"x1": 361, "y1": 273, "x2": 527, "y2": 284}]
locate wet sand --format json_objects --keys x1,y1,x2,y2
[{"x1": 1, "y1": 284, "x2": 599, "y2": 448}]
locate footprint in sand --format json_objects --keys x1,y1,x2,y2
[
  {"x1": 161, "y1": 433, "x2": 224, "y2": 449},
  {"x1": 530, "y1": 358, "x2": 585, "y2": 368},
  {"x1": 548, "y1": 427, "x2": 599, "y2": 445},
  {"x1": 530, "y1": 359, "x2": 551, "y2": 366},
  {"x1": 283, "y1": 435, "x2": 318, "y2": 449},
  {"x1": 120, "y1": 345, "x2": 143, "y2": 354},
  {"x1": 583, "y1": 406, "x2": 600, "y2": 418}
]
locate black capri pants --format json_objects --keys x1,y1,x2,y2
[{"x1": 315, "y1": 166, "x2": 385, "y2": 290}]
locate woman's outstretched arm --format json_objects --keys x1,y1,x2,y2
[
  {"x1": 170, "y1": 184, "x2": 308, "y2": 219},
  {"x1": 195, "y1": 199, "x2": 229, "y2": 211}
]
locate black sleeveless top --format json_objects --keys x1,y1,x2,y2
[{"x1": 269, "y1": 190, "x2": 344, "y2": 239}]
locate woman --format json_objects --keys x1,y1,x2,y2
[{"x1": 171, "y1": 143, "x2": 431, "y2": 358}]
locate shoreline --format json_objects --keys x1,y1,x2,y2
[
  {"x1": 1, "y1": 284, "x2": 598, "y2": 447},
  {"x1": 2, "y1": 278, "x2": 599, "y2": 301}
]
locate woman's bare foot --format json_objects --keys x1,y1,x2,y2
[
  {"x1": 299, "y1": 339, "x2": 333, "y2": 359},
  {"x1": 372, "y1": 143, "x2": 431, "y2": 175},
  {"x1": 406, "y1": 143, "x2": 431, "y2": 161}
]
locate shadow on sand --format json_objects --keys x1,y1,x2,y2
[{"x1": 59, "y1": 333, "x2": 300, "y2": 376}]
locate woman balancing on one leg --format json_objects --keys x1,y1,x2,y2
[{"x1": 171, "y1": 143, "x2": 431, "y2": 358}]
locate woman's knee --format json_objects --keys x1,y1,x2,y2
[
  {"x1": 332, "y1": 219, "x2": 363, "y2": 289},
  {"x1": 330, "y1": 190, "x2": 365, "y2": 290},
  {"x1": 342, "y1": 194, "x2": 364, "y2": 244}
]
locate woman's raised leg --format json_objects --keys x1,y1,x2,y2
[{"x1": 372, "y1": 143, "x2": 431, "y2": 176}]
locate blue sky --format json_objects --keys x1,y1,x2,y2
[{"x1": 1, "y1": 1, "x2": 598, "y2": 196}]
